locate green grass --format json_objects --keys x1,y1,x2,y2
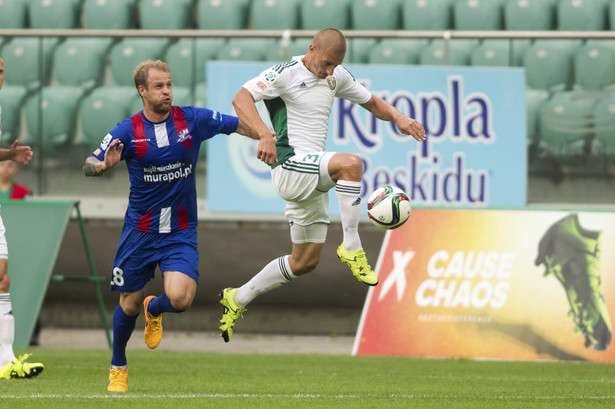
[{"x1": 1, "y1": 349, "x2": 614, "y2": 408}]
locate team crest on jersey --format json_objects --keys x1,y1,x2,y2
[
  {"x1": 178, "y1": 128, "x2": 191, "y2": 143},
  {"x1": 327, "y1": 77, "x2": 336, "y2": 90}
]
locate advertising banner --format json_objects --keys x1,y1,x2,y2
[
  {"x1": 353, "y1": 209, "x2": 615, "y2": 362},
  {"x1": 205, "y1": 63, "x2": 527, "y2": 215}
]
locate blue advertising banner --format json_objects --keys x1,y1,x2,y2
[{"x1": 206, "y1": 62, "x2": 527, "y2": 215}]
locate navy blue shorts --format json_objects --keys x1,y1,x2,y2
[{"x1": 110, "y1": 225, "x2": 199, "y2": 292}]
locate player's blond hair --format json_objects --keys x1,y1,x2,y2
[{"x1": 133, "y1": 59, "x2": 170, "y2": 90}]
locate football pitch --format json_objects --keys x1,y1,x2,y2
[{"x1": 1, "y1": 349, "x2": 614, "y2": 408}]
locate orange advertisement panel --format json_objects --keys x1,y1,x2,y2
[{"x1": 353, "y1": 209, "x2": 615, "y2": 362}]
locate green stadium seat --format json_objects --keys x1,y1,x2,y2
[
  {"x1": 504, "y1": 0, "x2": 555, "y2": 30},
  {"x1": 573, "y1": 44, "x2": 615, "y2": 91},
  {"x1": 53, "y1": 38, "x2": 113, "y2": 90},
  {"x1": 402, "y1": 0, "x2": 453, "y2": 30},
  {"x1": 523, "y1": 41, "x2": 581, "y2": 91},
  {"x1": 367, "y1": 39, "x2": 428, "y2": 65},
  {"x1": 538, "y1": 91, "x2": 596, "y2": 162},
  {"x1": 24, "y1": 86, "x2": 86, "y2": 154},
  {"x1": 557, "y1": 0, "x2": 607, "y2": 30},
  {"x1": 165, "y1": 38, "x2": 226, "y2": 87},
  {"x1": 266, "y1": 38, "x2": 312, "y2": 62},
  {"x1": 0, "y1": 0, "x2": 28, "y2": 28},
  {"x1": 109, "y1": 38, "x2": 170, "y2": 86},
  {"x1": 470, "y1": 40, "x2": 511, "y2": 67},
  {"x1": 194, "y1": 82, "x2": 207, "y2": 108},
  {"x1": 139, "y1": 0, "x2": 194, "y2": 30},
  {"x1": 593, "y1": 92, "x2": 615, "y2": 160},
  {"x1": 28, "y1": 0, "x2": 80, "y2": 29},
  {"x1": 1, "y1": 37, "x2": 59, "y2": 91},
  {"x1": 300, "y1": 0, "x2": 351, "y2": 30},
  {"x1": 347, "y1": 38, "x2": 378, "y2": 63},
  {"x1": 215, "y1": 38, "x2": 275, "y2": 62},
  {"x1": 453, "y1": 0, "x2": 504, "y2": 30},
  {"x1": 82, "y1": 0, "x2": 137, "y2": 29},
  {"x1": 418, "y1": 39, "x2": 479, "y2": 66},
  {"x1": 196, "y1": 0, "x2": 249, "y2": 29},
  {"x1": 0, "y1": 85, "x2": 28, "y2": 144},
  {"x1": 525, "y1": 88, "x2": 549, "y2": 147},
  {"x1": 79, "y1": 86, "x2": 137, "y2": 151},
  {"x1": 251, "y1": 0, "x2": 300, "y2": 29},
  {"x1": 351, "y1": 0, "x2": 402, "y2": 30}
]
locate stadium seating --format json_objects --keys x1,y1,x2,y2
[
  {"x1": 523, "y1": 40, "x2": 581, "y2": 92},
  {"x1": 24, "y1": 85, "x2": 87, "y2": 154},
  {"x1": 557, "y1": 0, "x2": 608, "y2": 31},
  {"x1": 300, "y1": 0, "x2": 351, "y2": 30},
  {"x1": 28, "y1": 0, "x2": 80, "y2": 29},
  {"x1": 194, "y1": 82, "x2": 207, "y2": 108},
  {"x1": 470, "y1": 40, "x2": 511, "y2": 67},
  {"x1": 0, "y1": 85, "x2": 28, "y2": 144},
  {"x1": 215, "y1": 38, "x2": 275, "y2": 62},
  {"x1": 266, "y1": 38, "x2": 312, "y2": 62},
  {"x1": 538, "y1": 90, "x2": 596, "y2": 161},
  {"x1": 593, "y1": 92, "x2": 615, "y2": 160},
  {"x1": 504, "y1": 0, "x2": 556, "y2": 30},
  {"x1": 525, "y1": 88, "x2": 549, "y2": 146},
  {"x1": 79, "y1": 86, "x2": 137, "y2": 151},
  {"x1": 573, "y1": 44, "x2": 615, "y2": 91},
  {"x1": 251, "y1": 0, "x2": 300, "y2": 30},
  {"x1": 418, "y1": 39, "x2": 479, "y2": 66},
  {"x1": 109, "y1": 38, "x2": 170, "y2": 86},
  {"x1": 165, "y1": 38, "x2": 226, "y2": 87},
  {"x1": 402, "y1": 0, "x2": 453, "y2": 30},
  {"x1": 350, "y1": 0, "x2": 402, "y2": 30},
  {"x1": 52, "y1": 38, "x2": 113, "y2": 90},
  {"x1": 196, "y1": 0, "x2": 249, "y2": 29},
  {"x1": 453, "y1": 0, "x2": 504, "y2": 30},
  {"x1": 1, "y1": 37, "x2": 59, "y2": 91},
  {"x1": 82, "y1": 0, "x2": 137, "y2": 29},
  {"x1": 138, "y1": 0, "x2": 194, "y2": 30},
  {"x1": 367, "y1": 39, "x2": 428, "y2": 65},
  {"x1": 347, "y1": 38, "x2": 378, "y2": 63},
  {"x1": 0, "y1": 0, "x2": 28, "y2": 29}
]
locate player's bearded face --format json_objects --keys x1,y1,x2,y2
[{"x1": 144, "y1": 69, "x2": 173, "y2": 115}]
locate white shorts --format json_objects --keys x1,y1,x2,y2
[
  {"x1": 271, "y1": 151, "x2": 336, "y2": 227},
  {"x1": 0, "y1": 211, "x2": 7, "y2": 259}
]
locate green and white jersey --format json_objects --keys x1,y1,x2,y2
[{"x1": 242, "y1": 56, "x2": 372, "y2": 168}]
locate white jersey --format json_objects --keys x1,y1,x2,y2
[{"x1": 242, "y1": 56, "x2": 372, "y2": 167}]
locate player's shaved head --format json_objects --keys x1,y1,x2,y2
[{"x1": 312, "y1": 28, "x2": 346, "y2": 57}]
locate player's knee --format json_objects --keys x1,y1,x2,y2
[
  {"x1": 0, "y1": 273, "x2": 10, "y2": 293},
  {"x1": 292, "y1": 258, "x2": 320, "y2": 276},
  {"x1": 169, "y1": 293, "x2": 192, "y2": 311}
]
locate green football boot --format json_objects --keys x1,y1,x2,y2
[{"x1": 535, "y1": 214, "x2": 612, "y2": 350}]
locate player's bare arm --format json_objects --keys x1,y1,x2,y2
[
  {"x1": 361, "y1": 95, "x2": 427, "y2": 142},
  {"x1": 83, "y1": 139, "x2": 124, "y2": 177},
  {"x1": 0, "y1": 141, "x2": 33, "y2": 164},
  {"x1": 232, "y1": 88, "x2": 277, "y2": 165}
]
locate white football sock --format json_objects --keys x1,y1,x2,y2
[
  {"x1": 0, "y1": 293, "x2": 16, "y2": 365},
  {"x1": 336, "y1": 180, "x2": 362, "y2": 252},
  {"x1": 235, "y1": 256, "x2": 295, "y2": 307}
]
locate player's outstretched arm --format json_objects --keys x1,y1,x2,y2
[
  {"x1": 232, "y1": 88, "x2": 277, "y2": 166},
  {"x1": 83, "y1": 139, "x2": 123, "y2": 177},
  {"x1": 360, "y1": 95, "x2": 427, "y2": 142},
  {"x1": 0, "y1": 140, "x2": 33, "y2": 164}
]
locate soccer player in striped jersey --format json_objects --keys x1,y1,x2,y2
[
  {"x1": 83, "y1": 60, "x2": 260, "y2": 392},
  {"x1": 218, "y1": 29, "x2": 426, "y2": 342}
]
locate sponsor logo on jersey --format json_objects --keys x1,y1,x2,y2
[
  {"x1": 327, "y1": 77, "x2": 336, "y2": 90},
  {"x1": 178, "y1": 128, "x2": 191, "y2": 143},
  {"x1": 100, "y1": 133, "x2": 113, "y2": 150},
  {"x1": 299, "y1": 82, "x2": 307, "y2": 89},
  {"x1": 256, "y1": 81, "x2": 267, "y2": 90},
  {"x1": 142, "y1": 157, "x2": 193, "y2": 184}
]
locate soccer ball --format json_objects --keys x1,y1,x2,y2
[{"x1": 367, "y1": 186, "x2": 411, "y2": 230}]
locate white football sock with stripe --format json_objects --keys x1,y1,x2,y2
[
  {"x1": 0, "y1": 293, "x2": 16, "y2": 366},
  {"x1": 235, "y1": 256, "x2": 295, "y2": 307},
  {"x1": 336, "y1": 180, "x2": 362, "y2": 252}
]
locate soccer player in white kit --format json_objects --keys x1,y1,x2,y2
[
  {"x1": 0, "y1": 56, "x2": 44, "y2": 379},
  {"x1": 219, "y1": 29, "x2": 426, "y2": 342}
]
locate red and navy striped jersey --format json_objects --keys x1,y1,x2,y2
[{"x1": 92, "y1": 106, "x2": 238, "y2": 233}]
